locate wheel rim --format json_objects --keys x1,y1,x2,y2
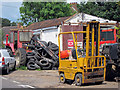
[
  {"x1": 7, "y1": 66, "x2": 9, "y2": 74},
  {"x1": 60, "y1": 76, "x2": 64, "y2": 81},
  {"x1": 77, "y1": 77, "x2": 80, "y2": 83},
  {"x1": 75, "y1": 74, "x2": 82, "y2": 86}
]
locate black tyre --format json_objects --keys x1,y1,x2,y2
[
  {"x1": 75, "y1": 73, "x2": 82, "y2": 86},
  {"x1": 59, "y1": 73, "x2": 66, "y2": 83},
  {"x1": 96, "y1": 81, "x2": 103, "y2": 84},
  {"x1": 39, "y1": 59, "x2": 49, "y2": 66},
  {"x1": 3, "y1": 65, "x2": 10, "y2": 75},
  {"x1": 12, "y1": 62, "x2": 16, "y2": 71},
  {"x1": 27, "y1": 60, "x2": 37, "y2": 70},
  {"x1": 54, "y1": 50, "x2": 59, "y2": 55},
  {"x1": 7, "y1": 48, "x2": 13, "y2": 57},
  {"x1": 52, "y1": 67, "x2": 58, "y2": 70},
  {"x1": 48, "y1": 41, "x2": 58, "y2": 50},
  {"x1": 41, "y1": 49, "x2": 48, "y2": 57},
  {"x1": 102, "y1": 48, "x2": 109, "y2": 57},
  {"x1": 40, "y1": 41, "x2": 48, "y2": 47},
  {"x1": 48, "y1": 41, "x2": 52, "y2": 46},
  {"x1": 41, "y1": 63, "x2": 52, "y2": 70},
  {"x1": 106, "y1": 64, "x2": 116, "y2": 81},
  {"x1": 26, "y1": 52, "x2": 35, "y2": 56},
  {"x1": 48, "y1": 46, "x2": 58, "y2": 51},
  {"x1": 15, "y1": 48, "x2": 26, "y2": 68}
]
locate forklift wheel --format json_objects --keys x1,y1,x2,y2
[
  {"x1": 75, "y1": 73, "x2": 82, "y2": 86},
  {"x1": 59, "y1": 73, "x2": 66, "y2": 83}
]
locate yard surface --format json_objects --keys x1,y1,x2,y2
[{"x1": 2, "y1": 70, "x2": 119, "y2": 88}]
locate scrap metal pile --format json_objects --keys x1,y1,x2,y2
[
  {"x1": 26, "y1": 36, "x2": 59, "y2": 70},
  {"x1": 102, "y1": 43, "x2": 120, "y2": 81}
]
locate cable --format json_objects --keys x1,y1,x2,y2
[{"x1": 2, "y1": 4, "x2": 19, "y2": 8}]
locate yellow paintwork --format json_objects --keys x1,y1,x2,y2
[{"x1": 58, "y1": 21, "x2": 106, "y2": 84}]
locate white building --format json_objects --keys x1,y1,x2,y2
[
  {"x1": 26, "y1": 13, "x2": 117, "y2": 46},
  {"x1": 26, "y1": 16, "x2": 70, "y2": 45}
]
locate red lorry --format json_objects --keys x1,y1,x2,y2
[{"x1": 100, "y1": 28, "x2": 117, "y2": 46}]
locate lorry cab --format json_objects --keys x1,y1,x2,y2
[{"x1": 5, "y1": 29, "x2": 33, "y2": 55}]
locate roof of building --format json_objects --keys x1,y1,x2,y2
[
  {"x1": 1, "y1": 26, "x2": 18, "y2": 39},
  {"x1": 65, "y1": 13, "x2": 117, "y2": 24},
  {"x1": 26, "y1": 13, "x2": 118, "y2": 31},
  {"x1": 25, "y1": 16, "x2": 71, "y2": 30}
]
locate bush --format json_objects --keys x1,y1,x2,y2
[{"x1": 16, "y1": 66, "x2": 27, "y2": 70}]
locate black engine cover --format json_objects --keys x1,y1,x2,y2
[{"x1": 109, "y1": 44, "x2": 119, "y2": 60}]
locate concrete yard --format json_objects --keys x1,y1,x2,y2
[{"x1": 2, "y1": 70, "x2": 119, "y2": 88}]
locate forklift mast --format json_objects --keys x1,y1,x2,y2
[
  {"x1": 58, "y1": 21, "x2": 106, "y2": 85},
  {"x1": 86, "y1": 21, "x2": 100, "y2": 56}
]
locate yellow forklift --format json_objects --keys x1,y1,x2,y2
[{"x1": 58, "y1": 21, "x2": 106, "y2": 86}]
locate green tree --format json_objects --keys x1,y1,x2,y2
[
  {"x1": 0, "y1": 29, "x2": 5, "y2": 48},
  {"x1": 77, "y1": 2, "x2": 120, "y2": 22},
  {"x1": 0, "y1": 18, "x2": 17, "y2": 27},
  {"x1": 115, "y1": 23, "x2": 120, "y2": 42},
  {"x1": 1, "y1": 18, "x2": 11, "y2": 27},
  {"x1": 19, "y1": 2, "x2": 74, "y2": 25},
  {"x1": 11, "y1": 21, "x2": 17, "y2": 26}
]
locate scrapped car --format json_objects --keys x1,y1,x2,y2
[{"x1": 0, "y1": 49, "x2": 16, "y2": 74}]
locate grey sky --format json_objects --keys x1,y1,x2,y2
[
  {"x1": 0, "y1": 0, "x2": 83, "y2": 22},
  {"x1": 1, "y1": 1, "x2": 22, "y2": 22}
]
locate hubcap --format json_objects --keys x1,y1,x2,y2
[
  {"x1": 77, "y1": 77, "x2": 80, "y2": 83},
  {"x1": 7, "y1": 66, "x2": 9, "y2": 73},
  {"x1": 61, "y1": 76, "x2": 64, "y2": 81}
]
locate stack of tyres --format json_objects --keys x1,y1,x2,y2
[{"x1": 26, "y1": 41, "x2": 59, "y2": 70}]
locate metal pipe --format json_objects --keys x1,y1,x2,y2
[
  {"x1": 98, "y1": 22, "x2": 100, "y2": 55},
  {"x1": 59, "y1": 31, "x2": 86, "y2": 35},
  {"x1": 86, "y1": 23, "x2": 90, "y2": 57}
]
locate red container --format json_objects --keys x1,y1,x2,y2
[{"x1": 60, "y1": 50, "x2": 70, "y2": 58}]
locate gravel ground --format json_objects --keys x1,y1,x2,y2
[{"x1": 2, "y1": 70, "x2": 119, "y2": 88}]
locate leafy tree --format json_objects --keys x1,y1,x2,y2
[
  {"x1": 19, "y1": 2, "x2": 74, "y2": 25},
  {"x1": 11, "y1": 22, "x2": 17, "y2": 26},
  {"x1": 0, "y1": 29, "x2": 5, "y2": 48},
  {"x1": 77, "y1": 2, "x2": 120, "y2": 22},
  {"x1": 1, "y1": 18, "x2": 11, "y2": 27},
  {"x1": 0, "y1": 18, "x2": 17, "y2": 27},
  {"x1": 115, "y1": 22, "x2": 120, "y2": 42},
  {"x1": 118, "y1": 1, "x2": 120, "y2": 6}
]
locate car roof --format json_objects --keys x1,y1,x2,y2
[{"x1": 0, "y1": 49, "x2": 8, "y2": 51}]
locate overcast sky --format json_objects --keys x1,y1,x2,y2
[
  {"x1": 0, "y1": 0, "x2": 84, "y2": 22},
  {"x1": 1, "y1": 2, "x2": 22, "y2": 22}
]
